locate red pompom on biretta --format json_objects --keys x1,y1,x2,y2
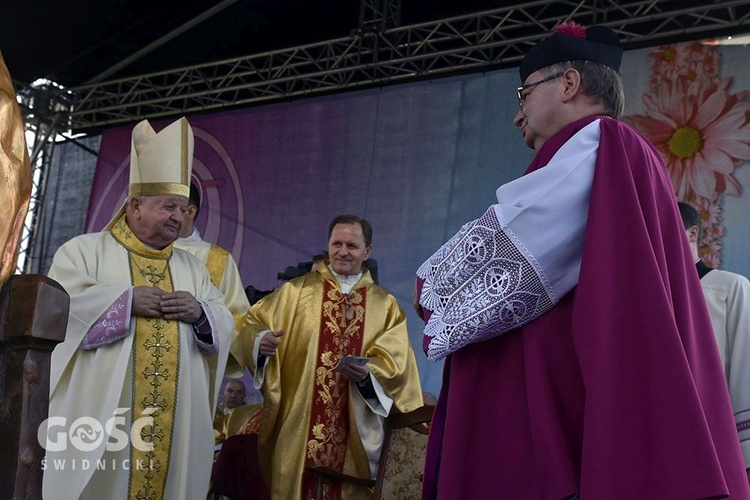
[{"x1": 554, "y1": 21, "x2": 587, "y2": 39}]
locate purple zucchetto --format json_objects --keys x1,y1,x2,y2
[{"x1": 519, "y1": 22, "x2": 623, "y2": 83}]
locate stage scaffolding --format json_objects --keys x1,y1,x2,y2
[{"x1": 15, "y1": 0, "x2": 750, "y2": 273}]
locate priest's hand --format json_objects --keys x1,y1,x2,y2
[
  {"x1": 339, "y1": 362, "x2": 369, "y2": 383},
  {"x1": 132, "y1": 286, "x2": 167, "y2": 317},
  {"x1": 259, "y1": 330, "x2": 284, "y2": 357},
  {"x1": 160, "y1": 291, "x2": 203, "y2": 323}
]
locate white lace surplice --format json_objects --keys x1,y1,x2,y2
[{"x1": 417, "y1": 120, "x2": 601, "y2": 361}]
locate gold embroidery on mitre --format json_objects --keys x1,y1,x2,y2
[{"x1": 128, "y1": 182, "x2": 190, "y2": 198}]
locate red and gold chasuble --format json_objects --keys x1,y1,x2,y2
[
  {"x1": 301, "y1": 280, "x2": 367, "y2": 500},
  {"x1": 110, "y1": 216, "x2": 180, "y2": 500}
]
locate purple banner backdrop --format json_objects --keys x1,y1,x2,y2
[{"x1": 84, "y1": 74, "x2": 534, "y2": 395}]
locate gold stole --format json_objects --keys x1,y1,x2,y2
[
  {"x1": 301, "y1": 280, "x2": 366, "y2": 500},
  {"x1": 206, "y1": 244, "x2": 244, "y2": 329},
  {"x1": 206, "y1": 244, "x2": 229, "y2": 288},
  {"x1": 110, "y1": 215, "x2": 179, "y2": 500}
]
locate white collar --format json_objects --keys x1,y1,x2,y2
[
  {"x1": 176, "y1": 227, "x2": 202, "y2": 246},
  {"x1": 328, "y1": 264, "x2": 362, "y2": 294}
]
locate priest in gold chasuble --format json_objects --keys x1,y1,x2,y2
[
  {"x1": 233, "y1": 215, "x2": 424, "y2": 499},
  {"x1": 43, "y1": 118, "x2": 234, "y2": 500}
]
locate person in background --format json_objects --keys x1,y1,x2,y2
[
  {"x1": 218, "y1": 378, "x2": 247, "y2": 413},
  {"x1": 214, "y1": 378, "x2": 250, "y2": 444},
  {"x1": 175, "y1": 181, "x2": 255, "y2": 445},
  {"x1": 174, "y1": 181, "x2": 250, "y2": 327},
  {"x1": 679, "y1": 201, "x2": 750, "y2": 484}
]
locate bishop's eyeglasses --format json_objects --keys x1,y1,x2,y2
[{"x1": 516, "y1": 73, "x2": 564, "y2": 109}]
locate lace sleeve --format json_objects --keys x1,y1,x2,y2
[{"x1": 417, "y1": 120, "x2": 601, "y2": 360}]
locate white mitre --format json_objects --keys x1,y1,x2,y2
[{"x1": 105, "y1": 117, "x2": 194, "y2": 229}]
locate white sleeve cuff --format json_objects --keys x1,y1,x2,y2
[
  {"x1": 252, "y1": 330, "x2": 271, "y2": 389},
  {"x1": 356, "y1": 374, "x2": 393, "y2": 417}
]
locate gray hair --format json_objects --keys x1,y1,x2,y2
[{"x1": 544, "y1": 60, "x2": 625, "y2": 119}]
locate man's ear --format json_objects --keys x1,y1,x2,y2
[
  {"x1": 687, "y1": 225, "x2": 700, "y2": 243},
  {"x1": 186, "y1": 205, "x2": 198, "y2": 222},
  {"x1": 561, "y1": 68, "x2": 582, "y2": 103},
  {"x1": 128, "y1": 197, "x2": 142, "y2": 218}
]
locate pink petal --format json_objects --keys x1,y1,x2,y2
[
  {"x1": 695, "y1": 91, "x2": 727, "y2": 127},
  {"x1": 692, "y1": 167, "x2": 718, "y2": 198}
]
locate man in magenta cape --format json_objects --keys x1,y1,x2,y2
[{"x1": 416, "y1": 23, "x2": 750, "y2": 499}]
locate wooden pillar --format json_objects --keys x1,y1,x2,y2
[{"x1": 0, "y1": 275, "x2": 69, "y2": 499}]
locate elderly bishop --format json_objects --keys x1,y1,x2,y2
[{"x1": 43, "y1": 117, "x2": 234, "y2": 500}]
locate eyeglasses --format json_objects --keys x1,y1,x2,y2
[{"x1": 516, "y1": 73, "x2": 564, "y2": 108}]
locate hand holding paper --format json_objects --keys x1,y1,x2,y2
[
  {"x1": 336, "y1": 356, "x2": 370, "y2": 382},
  {"x1": 336, "y1": 356, "x2": 369, "y2": 369}
]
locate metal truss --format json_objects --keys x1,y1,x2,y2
[
  {"x1": 14, "y1": 81, "x2": 69, "y2": 274},
  {"x1": 359, "y1": 0, "x2": 402, "y2": 31},
  {"x1": 14, "y1": 0, "x2": 750, "y2": 273},
  {"x1": 49, "y1": 0, "x2": 750, "y2": 132}
]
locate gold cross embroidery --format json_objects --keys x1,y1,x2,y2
[
  {"x1": 143, "y1": 333, "x2": 172, "y2": 359},
  {"x1": 142, "y1": 361, "x2": 169, "y2": 388}
]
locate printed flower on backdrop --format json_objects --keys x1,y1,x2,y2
[
  {"x1": 698, "y1": 48, "x2": 721, "y2": 80},
  {"x1": 702, "y1": 237, "x2": 723, "y2": 268},
  {"x1": 689, "y1": 192, "x2": 722, "y2": 228},
  {"x1": 624, "y1": 75, "x2": 750, "y2": 200},
  {"x1": 685, "y1": 40, "x2": 709, "y2": 55},
  {"x1": 649, "y1": 45, "x2": 686, "y2": 76},
  {"x1": 684, "y1": 40, "x2": 721, "y2": 79},
  {"x1": 705, "y1": 223, "x2": 726, "y2": 242},
  {"x1": 648, "y1": 42, "x2": 722, "y2": 90}
]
